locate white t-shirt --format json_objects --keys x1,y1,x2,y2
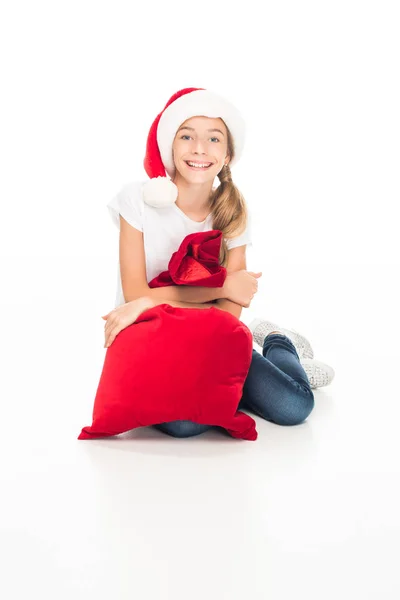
[{"x1": 107, "y1": 180, "x2": 253, "y2": 308}]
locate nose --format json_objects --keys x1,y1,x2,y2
[{"x1": 192, "y1": 138, "x2": 207, "y2": 154}]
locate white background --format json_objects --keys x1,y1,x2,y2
[{"x1": 1, "y1": 1, "x2": 399, "y2": 598}]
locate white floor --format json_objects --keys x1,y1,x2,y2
[{"x1": 1, "y1": 261, "x2": 399, "y2": 599}]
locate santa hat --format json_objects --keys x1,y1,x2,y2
[{"x1": 142, "y1": 87, "x2": 246, "y2": 208}]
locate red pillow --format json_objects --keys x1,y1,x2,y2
[
  {"x1": 78, "y1": 229, "x2": 257, "y2": 441},
  {"x1": 78, "y1": 303, "x2": 256, "y2": 440}
]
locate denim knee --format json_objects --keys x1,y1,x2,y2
[
  {"x1": 155, "y1": 420, "x2": 211, "y2": 438},
  {"x1": 273, "y1": 391, "x2": 315, "y2": 426}
]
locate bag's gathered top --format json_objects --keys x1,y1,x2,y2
[{"x1": 142, "y1": 87, "x2": 246, "y2": 208}]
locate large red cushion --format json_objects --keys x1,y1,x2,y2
[
  {"x1": 78, "y1": 229, "x2": 257, "y2": 441},
  {"x1": 78, "y1": 303, "x2": 256, "y2": 440}
]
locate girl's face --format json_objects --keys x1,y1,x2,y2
[{"x1": 172, "y1": 116, "x2": 230, "y2": 184}]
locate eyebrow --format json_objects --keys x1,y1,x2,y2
[{"x1": 177, "y1": 126, "x2": 225, "y2": 136}]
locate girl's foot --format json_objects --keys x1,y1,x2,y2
[
  {"x1": 249, "y1": 318, "x2": 314, "y2": 360},
  {"x1": 300, "y1": 358, "x2": 335, "y2": 389}
]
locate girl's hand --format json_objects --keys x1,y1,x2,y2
[
  {"x1": 223, "y1": 270, "x2": 262, "y2": 308},
  {"x1": 101, "y1": 296, "x2": 155, "y2": 348}
]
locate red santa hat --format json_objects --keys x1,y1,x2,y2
[{"x1": 142, "y1": 87, "x2": 246, "y2": 208}]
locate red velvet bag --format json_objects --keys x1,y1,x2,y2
[
  {"x1": 147, "y1": 229, "x2": 228, "y2": 288},
  {"x1": 78, "y1": 230, "x2": 257, "y2": 441}
]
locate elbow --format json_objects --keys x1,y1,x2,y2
[
  {"x1": 232, "y1": 307, "x2": 243, "y2": 320},
  {"x1": 215, "y1": 299, "x2": 243, "y2": 320}
]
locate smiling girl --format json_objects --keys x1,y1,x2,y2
[{"x1": 102, "y1": 87, "x2": 333, "y2": 438}]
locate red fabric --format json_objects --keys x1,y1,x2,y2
[
  {"x1": 78, "y1": 229, "x2": 257, "y2": 441},
  {"x1": 148, "y1": 229, "x2": 227, "y2": 288}
]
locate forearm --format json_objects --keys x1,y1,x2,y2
[
  {"x1": 144, "y1": 284, "x2": 226, "y2": 304},
  {"x1": 151, "y1": 298, "x2": 216, "y2": 310}
]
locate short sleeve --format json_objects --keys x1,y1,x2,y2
[
  {"x1": 107, "y1": 181, "x2": 144, "y2": 232},
  {"x1": 226, "y1": 208, "x2": 253, "y2": 250}
]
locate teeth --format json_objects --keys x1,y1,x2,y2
[{"x1": 187, "y1": 161, "x2": 212, "y2": 168}]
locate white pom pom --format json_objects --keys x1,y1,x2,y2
[{"x1": 141, "y1": 177, "x2": 178, "y2": 208}]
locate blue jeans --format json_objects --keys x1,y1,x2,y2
[{"x1": 153, "y1": 333, "x2": 315, "y2": 438}]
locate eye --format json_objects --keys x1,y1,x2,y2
[{"x1": 180, "y1": 134, "x2": 220, "y2": 142}]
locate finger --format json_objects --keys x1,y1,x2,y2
[
  {"x1": 104, "y1": 329, "x2": 113, "y2": 347},
  {"x1": 104, "y1": 319, "x2": 114, "y2": 334},
  {"x1": 105, "y1": 325, "x2": 121, "y2": 347},
  {"x1": 104, "y1": 327, "x2": 116, "y2": 347},
  {"x1": 104, "y1": 320, "x2": 117, "y2": 342}
]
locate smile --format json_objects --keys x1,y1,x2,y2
[{"x1": 184, "y1": 161, "x2": 213, "y2": 170}]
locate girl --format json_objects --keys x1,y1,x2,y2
[{"x1": 103, "y1": 87, "x2": 334, "y2": 439}]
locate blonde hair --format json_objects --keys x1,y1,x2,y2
[{"x1": 209, "y1": 121, "x2": 249, "y2": 267}]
